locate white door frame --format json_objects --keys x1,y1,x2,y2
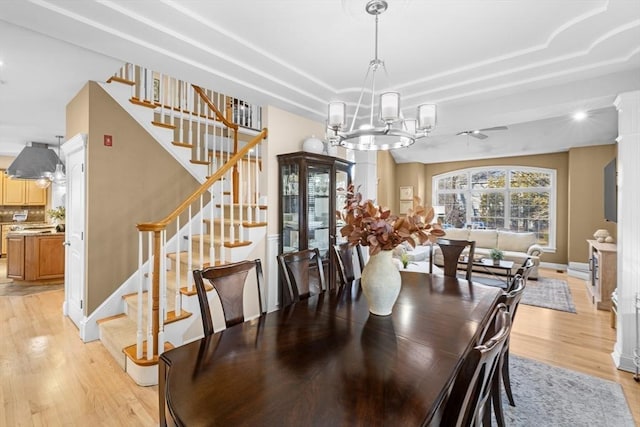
[{"x1": 62, "y1": 133, "x2": 87, "y2": 336}]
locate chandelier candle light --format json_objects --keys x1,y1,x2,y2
[{"x1": 327, "y1": 0, "x2": 437, "y2": 151}]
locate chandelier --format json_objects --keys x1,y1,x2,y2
[{"x1": 326, "y1": 0, "x2": 436, "y2": 151}]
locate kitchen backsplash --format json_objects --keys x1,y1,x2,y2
[{"x1": 0, "y1": 207, "x2": 46, "y2": 223}]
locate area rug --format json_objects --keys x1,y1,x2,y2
[
  {"x1": 461, "y1": 273, "x2": 577, "y2": 313},
  {"x1": 0, "y1": 282, "x2": 64, "y2": 297},
  {"x1": 495, "y1": 355, "x2": 635, "y2": 426}
]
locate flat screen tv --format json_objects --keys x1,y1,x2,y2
[{"x1": 604, "y1": 158, "x2": 617, "y2": 223}]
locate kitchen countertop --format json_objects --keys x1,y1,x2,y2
[
  {"x1": 6, "y1": 229, "x2": 60, "y2": 236},
  {"x1": 2, "y1": 222, "x2": 55, "y2": 230}
]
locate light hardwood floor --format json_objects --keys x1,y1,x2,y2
[{"x1": 0, "y1": 268, "x2": 638, "y2": 426}]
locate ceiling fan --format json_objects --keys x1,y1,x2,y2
[{"x1": 456, "y1": 126, "x2": 508, "y2": 140}]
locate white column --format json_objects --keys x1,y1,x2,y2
[
  {"x1": 612, "y1": 90, "x2": 640, "y2": 372},
  {"x1": 351, "y1": 150, "x2": 378, "y2": 202}
]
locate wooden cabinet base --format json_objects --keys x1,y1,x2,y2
[{"x1": 6, "y1": 233, "x2": 65, "y2": 281}]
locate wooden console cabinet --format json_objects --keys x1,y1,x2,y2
[
  {"x1": 6, "y1": 233, "x2": 65, "y2": 281},
  {"x1": 586, "y1": 239, "x2": 617, "y2": 311}
]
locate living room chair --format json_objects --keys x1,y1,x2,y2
[
  {"x1": 434, "y1": 238, "x2": 476, "y2": 281},
  {"x1": 277, "y1": 248, "x2": 326, "y2": 305},
  {"x1": 193, "y1": 259, "x2": 265, "y2": 336},
  {"x1": 441, "y1": 303, "x2": 511, "y2": 426},
  {"x1": 333, "y1": 243, "x2": 364, "y2": 288}
]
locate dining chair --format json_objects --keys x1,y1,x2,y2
[
  {"x1": 333, "y1": 243, "x2": 365, "y2": 287},
  {"x1": 441, "y1": 303, "x2": 511, "y2": 426},
  {"x1": 506, "y1": 257, "x2": 533, "y2": 292},
  {"x1": 277, "y1": 248, "x2": 326, "y2": 305},
  {"x1": 434, "y1": 238, "x2": 476, "y2": 281},
  {"x1": 193, "y1": 259, "x2": 265, "y2": 336},
  {"x1": 492, "y1": 274, "x2": 526, "y2": 425}
]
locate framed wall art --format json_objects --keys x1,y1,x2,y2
[
  {"x1": 399, "y1": 186, "x2": 413, "y2": 201},
  {"x1": 399, "y1": 200, "x2": 414, "y2": 214}
]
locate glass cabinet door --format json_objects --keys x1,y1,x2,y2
[
  {"x1": 335, "y1": 169, "x2": 349, "y2": 244},
  {"x1": 307, "y1": 165, "x2": 330, "y2": 260},
  {"x1": 281, "y1": 163, "x2": 300, "y2": 253}
]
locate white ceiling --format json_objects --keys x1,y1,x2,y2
[{"x1": 0, "y1": 0, "x2": 639, "y2": 163}]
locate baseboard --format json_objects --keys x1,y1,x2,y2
[
  {"x1": 540, "y1": 262, "x2": 567, "y2": 272},
  {"x1": 611, "y1": 348, "x2": 638, "y2": 374},
  {"x1": 567, "y1": 261, "x2": 590, "y2": 280}
]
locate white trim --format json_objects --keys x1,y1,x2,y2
[
  {"x1": 266, "y1": 234, "x2": 280, "y2": 313},
  {"x1": 539, "y1": 261, "x2": 567, "y2": 272},
  {"x1": 567, "y1": 261, "x2": 590, "y2": 280}
]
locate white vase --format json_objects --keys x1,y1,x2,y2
[
  {"x1": 301, "y1": 135, "x2": 324, "y2": 154},
  {"x1": 360, "y1": 250, "x2": 401, "y2": 316}
]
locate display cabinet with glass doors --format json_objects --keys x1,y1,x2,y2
[{"x1": 278, "y1": 151, "x2": 353, "y2": 305}]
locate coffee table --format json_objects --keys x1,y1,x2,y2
[{"x1": 459, "y1": 257, "x2": 515, "y2": 284}]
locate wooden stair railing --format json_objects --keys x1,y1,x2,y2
[
  {"x1": 108, "y1": 63, "x2": 268, "y2": 364},
  {"x1": 135, "y1": 128, "x2": 267, "y2": 362}
]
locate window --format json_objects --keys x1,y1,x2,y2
[{"x1": 433, "y1": 166, "x2": 556, "y2": 250}]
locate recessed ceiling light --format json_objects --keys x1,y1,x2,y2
[{"x1": 573, "y1": 111, "x2": 587, "y2": 121}]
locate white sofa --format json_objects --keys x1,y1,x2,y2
[{"x1": 432, "y1": 228, "x2": 544, "y2": 279}]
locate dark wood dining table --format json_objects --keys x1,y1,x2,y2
[{"x1": 159, "y1": 271, "x2": 502, "y2": 426}]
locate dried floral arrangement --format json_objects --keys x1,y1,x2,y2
[{"x1": 337, "y1": 184, "x2": 445, "y2": 255}]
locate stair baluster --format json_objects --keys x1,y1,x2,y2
[
  {"x1": 107, "y1": 63, "x2": 267, "y2": 368},
  {"x1": 174, "y1": 215, "x2": 182, "y2": 317}
]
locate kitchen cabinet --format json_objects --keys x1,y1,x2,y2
[
  {"x1": 1, "y1": 173, "x2": 47, "y2": 206},
  {"x1": 6, "y1": 235, "x2": 25, "y2": 278},
  {"x1": 6, "y1": 232, "x2": 65, "y2": 281},
  {"x1": 26, "y1": 181, "x2": 47, "y2": 205},
  {"x1": 277, "y1": 151, "x2": 353, "y2": 302},
  {"x1": 1, "y1": 225, "x2": 9, "y2": 256}
]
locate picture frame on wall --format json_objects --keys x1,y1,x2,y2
[
  {"x1": 399, "y1": 186, "x2": 413, "y2": 201},
  {"x1": 399, "y1": 200, "x2": 414, "y2": 214}
]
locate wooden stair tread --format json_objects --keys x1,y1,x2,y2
[
  {"x1": 106, "y1": 76, "x2": 135, "y2": 86},
  {"x1": 217, "y1": 203, "x2": 267, "y2": 209},
  {"x1": 182, "y1": 236, "x2": 252, "y2": 248},
  {"x1": 190, "y1": 159, "x2": 209, "y2": 165},
  {"x1": 124, "y1": 341, "x2": 174, "y2": 367},
  {"x1": 172, "y1": 141, "x2": 193, "y2": 148},
  {"x1": 151, "y1": 120, "x2": 176, "y2": 129},
  {"x1": 243, "y1": 221, "x2": 267, "y2": 228},
  {"x1": 129, "y1": 97, "x2": 157, "y2": 108}
]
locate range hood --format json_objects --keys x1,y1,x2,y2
[{"x1": 6, "y1": 142, "x2": 62, "y2": 180}]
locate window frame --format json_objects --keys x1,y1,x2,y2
[{"x1": 432, "y1": 166, "x2": 556, "y2": 252}]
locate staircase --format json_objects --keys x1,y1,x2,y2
[{"x1": 95, "y1": 63, "x2": 268, "y2": 385}]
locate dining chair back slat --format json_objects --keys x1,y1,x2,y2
[
  {"x1": 277, "y1": 248, "x2": 326, "y2": 305},
  {"x1": 193, "y1": 259, "x2": 265, "y2": 335},
  {"x1": 435, "y1": 238, "x2": 476, "y2": 281},
  {"x1": 333, "y1": 243, "x2": 364, "y2": 287}
]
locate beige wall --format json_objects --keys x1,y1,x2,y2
[
  {"x1": 376, "y1": 151, "x2": 397, "y2": 212},
  {"x1": 567, "y1": 144, "x2": 617, "y2": 263},
  {"x1": 67, "y1": 82, "x2": 201, "y2": 314},
  {"x1": 0, "y1": 156, "x2": 14, "y2": 169}
]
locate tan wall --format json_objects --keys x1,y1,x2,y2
[
  {"x1": 67, "y1": 81, "x2": 201, "y2": 314},
  {"x1": 567, "y1": 144, "x2": 617, "y2": 263},
  {"x1": 0, "y1": 156, "x2": 14, "y2": 169},
  {"x1": 67, "y1": 83, "x2": 90, "y2": 140},
  {"x1": 396, "y1": 162, "x2": 427, "y2": 210},
  {"x1": 376, "y1": 151, "x2": 397, "y2": 212}
]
